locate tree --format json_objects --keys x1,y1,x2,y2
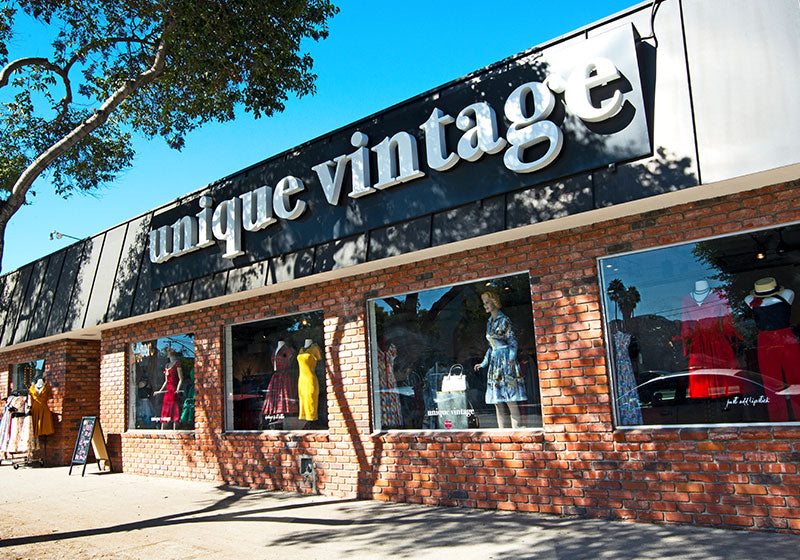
[
  {"x1": 607, "y1": 278, "x2": 640, "y2": 327},
  {"x1": 0, "y1": 0, "x2": 338, "y2": 268}
]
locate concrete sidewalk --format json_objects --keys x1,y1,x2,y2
[{"x1": 1, "y1": 464, "x2": 799, "y2": 559}]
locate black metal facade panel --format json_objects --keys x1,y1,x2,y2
[
  {"x1": 45, "y1": 242, "x2": 85, "y2": 337},
  {"x1": 149, "y1": 24, "x2": 652, "y2": 290},
  {"x1": 1, "y1": 264, "x2": 34, "y2": 347},
  {"x1": 63, "y1": 235, "x2": 104, "y2": 333},
  {"x1": 83, "y1": 224, "x2": 127, "y2": 328},
  {"x1": 131, "y1": 244, "x2": 161, "y2": 317},
  {"x1": 0, "y1": 273, "x2": 12, "y2": 345},
  {"x1": 368, "y1": 216, "x2": 432, "y2": 261},
  {"x1": 27, "y1": 249, "x2": 66, "y2": 342},
  {"x1": 314, "y1": 234, "x2": 368, "y2": 274},
  {"x1": 226, "y1": 260, "x2": 269, "y2": 295},
  {"x1": 190, "y1": 272, "x2": 228, "y2": 303},
  {"x1": 158, "y1": 281, "x2": 192, "y2": 311},
  {"x1": 107, "y1": 214, "x2": 151, "y2": 323},
  {"x1": 506, "y1": 175, "x2": 593, "y2": 228},
  {"x1": 13, "y1": 258, "x2": 49, "y2": 345},
  {"x1": 270, "y1": 249, "x2": 316, "y2": 284},
  {"x1": 432, "y1": 197, "x2": 505, "y2": 247}
]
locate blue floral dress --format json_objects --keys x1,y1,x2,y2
[
  {"x1": 614, "y1": 331, "x2": 642, "y2": 425},
  {"x1": 480, "y1": 312, "x2": 527, "y2": 404}
]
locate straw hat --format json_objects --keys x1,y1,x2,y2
[{"x1": 752, "y1": 277, "x2": 781, "y2": 297}]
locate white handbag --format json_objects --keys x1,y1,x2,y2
[{"x1": 440, "y1": 364, "x2": 467, "y2": 392}]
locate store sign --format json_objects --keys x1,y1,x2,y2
[{"x1": 150, "y1": 24, "x2": 650, "y2": 287}]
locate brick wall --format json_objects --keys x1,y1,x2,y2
[
  {"x1": 91, "y1": 178, "x2": 800, "y2": 532},
  {"x1": 0, "y1": 339, "x2": 100, "y2": 466}
]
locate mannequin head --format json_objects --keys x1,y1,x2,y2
[
  {"x1": 694, "y1": 280, "x2": 710, "y2": 293},
  {"x1": 303, "y1": 338, "x2": 314, "y2": 349},
  {"x1": 481, "y1": 292, "x2": 502, "y2": 315},
  {"x1": 34, "y1": 377, "x2": 45, "y2": 392}
]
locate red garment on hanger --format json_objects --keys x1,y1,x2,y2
[{"x1": 679, "y1": 289, "x2": 741, "y2": 398}]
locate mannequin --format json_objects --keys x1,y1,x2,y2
[
  {"x1": 679, "y1": 279, "x2": 740, "y2": 398},
  {"x1": 745, "y1": 277, "x2": 800, "y2": 421},
  {"x1": 263, "y1": 341, "x2": 298, "y2": 420},
  {"x1": 376, "y1": 337, "x2": 403, "y2": 428},
  {"x1": 155, "y1": 348, "x2": 183, "y2": 429},
  {"x1": 28, "y1": 377, "x2": 55, "y2": 437},
  {"x1": 297, "y1": 339, "x2": 322, "y2": 423},
  {"x1": 474, "y1": 292, "x2": 526, "y2": 428}
]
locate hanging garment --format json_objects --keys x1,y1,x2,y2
[
  {"x1": 613, "y1": 331, "x2": 643, "y2": 425},
  {"x1": 0, "y1": 397, "x2": 18, "y2": 452},
  {"x1": 679, "y1": 289, "x2": 741, "y2": 398},
  {"x1": 263, "y1": 345, "x2": 298, "y2": 416},
  {"x1": 160, "y1": 363, "x2": 181, "y2": 423},
  {"x1": 750, "y1": 296, "x2": 800, "y2": 422},
  {"x1": 377, "y1": 344, "x2": 403, "y2": 428},
  {"x1": 2, "y1": 395, "x2": 36, "y2": 453},
  {"x1": 180, "y1": 368, "x2": 196, "y2": 425},
  {"x1": 480, "y1": 312, "x2": 527, "y2": 404},
  {"x1": 136, "y1": 381, "x2": 155, "y2": 427},
  {"x1": 28, "y1": 383, "x2": 55, "y2": 437},
  {"x1": 297, "y1": 345, "x2": 322, "y2": 421}
]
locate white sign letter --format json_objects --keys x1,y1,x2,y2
[
  {"x1": 273, "y1": 176, "x2": 307, "y2": 220},
  {"x1": 564, "y1": 57, "x2": 624, "y2": 123},
  {"x1": 455, "y1": 102, "x2": 506, "y2": 162},
  {"x1": 503, "y1": 82, "x2": 563, "y2": 173},
  {"x1": 420, "y1": 108, "x2": 459, "y2": 171},
  {"x1": 212, "y1": 197, "x2": 244, "y2": 259}
]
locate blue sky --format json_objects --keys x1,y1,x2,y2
[{"x1": 2, "y1": 0, "x2": 640, "y2": 273}]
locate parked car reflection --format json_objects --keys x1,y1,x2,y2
[{"x1": 618, "y1": 368, "x2": 786, "y2": 425}]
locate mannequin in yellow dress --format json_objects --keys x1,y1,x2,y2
[
  {"x1": 297, "y1": 339, "x2": 322, "y2": 423},
  {"x1": 29, "y1": 378, "x2": 55, "y2": 437}
]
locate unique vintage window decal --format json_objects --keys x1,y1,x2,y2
[
  {"x1": 600, "y1": 224, "x2": 800, "y2": 426},
  {"x1": 368, "y1": 273, "x2": 542, "y2": 431}
]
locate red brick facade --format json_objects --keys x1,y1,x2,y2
[
  {"x1": 0, "y1": 339, "x2": 100, "y2": 466},
  {"x1": 5, "y1": 179, "x2": 800, "y2": 532}
]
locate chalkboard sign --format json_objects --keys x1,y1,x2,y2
[{"x1": 68, "y1": 416, "x2": 112, "y2": 476}]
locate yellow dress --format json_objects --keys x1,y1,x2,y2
[
  {"x1": 297, "y1": 345, "x2": 322, "y2": 421},
  {"x1": 29, "y1": 383, "x2": 55, "y2": 437}
]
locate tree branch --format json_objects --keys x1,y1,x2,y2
[
  {"x1": 0, "y1": 26, "x2": 172, "y2": 225},
  {"x1": 65, "y1": 36, "x2": 151, "y2": 73},
  {"x1": 0, "y1": 56, "x2": 73, "y2": 114}
]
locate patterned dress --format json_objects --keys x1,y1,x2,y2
[
  {"x1": 480, "y1": 312, "x2": 527, "y2": 404},
  {"x1": 377, "y1": 344, "x2": 403, "y2": 428},
  {"x1": 613, "y1": 331, "x2": 643, "y2": 425},
  {"x1": 263, "y1": 345, "x2": 299, "y2": 416}
]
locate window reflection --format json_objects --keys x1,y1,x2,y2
[{"x1": 601, "y1": 224, "x2": 800, "y2": 426}]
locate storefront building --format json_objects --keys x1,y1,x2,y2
[{"x1": 2, "y1": 0, "x2": 800, "y2": 532}]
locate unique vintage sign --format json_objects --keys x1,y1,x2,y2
[{"x1": 150, "y1": 24, "x2": 650, "y2": 288}]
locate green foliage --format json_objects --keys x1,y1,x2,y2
[{"x1": 0, "y1": 0, "x2": 337, "y2": 200}]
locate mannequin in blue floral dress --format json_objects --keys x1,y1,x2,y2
[{"x1": 474, "y1": 292, "x2": 527, "y2": 428}]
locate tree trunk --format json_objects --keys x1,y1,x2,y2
[{"x1": 0, "y1": 29, "x2": 171, "y2": 272}]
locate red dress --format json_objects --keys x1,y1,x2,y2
[
  {"x1": 263, "y1": 345, "x2": 298, "y2": 416},
  {"x1": 160, "y1": 363, "x2": 181, "y2": 422},
  {"x1": 679, "y1": 289, "x2": 741, "y2": 398}
]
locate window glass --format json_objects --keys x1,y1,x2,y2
[
  {"x1": 600, "y1": 224, "x2": 800, "y2": 426},
  {"x1": 368, "y1": 273, "x2": 541, "y2": 430},
  {"x1": 129, "y1": 334, "x2": 195, "y2": 430},
  {"x1": 10, "y1": 359, "x2": 45, "y2": 395},
  {"x1": 224, "y1": 311, "x2": 327, "y2": 431}
]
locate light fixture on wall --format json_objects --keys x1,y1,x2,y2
[{"x1": 49, "y1": 230, "x2": 81, "y2": 241}]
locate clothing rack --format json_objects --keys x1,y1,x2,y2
[{"x1": 0, "y1": 394, "x2": 45, "y2": 469}]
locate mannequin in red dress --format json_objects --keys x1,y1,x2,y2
[
  {"x1": 679, "y1": 280, "x2": 741, "y2": 398},
  {"x1": 155, "y1": 348, "x2": 183, "y2": 429}
]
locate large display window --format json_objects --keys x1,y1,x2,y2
[
  {"x1": 224, "y1": 311, "x2": 327, "y2": 431},
  {"x1": 600, "y1": 223, "x2": 800, "y2": 426},
  {"x1": 368, "y1": 273, "x2": 541, "y2": 431},
  {"x1": 129, "y1": 334, "x2": 195, "y2": 430}
]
